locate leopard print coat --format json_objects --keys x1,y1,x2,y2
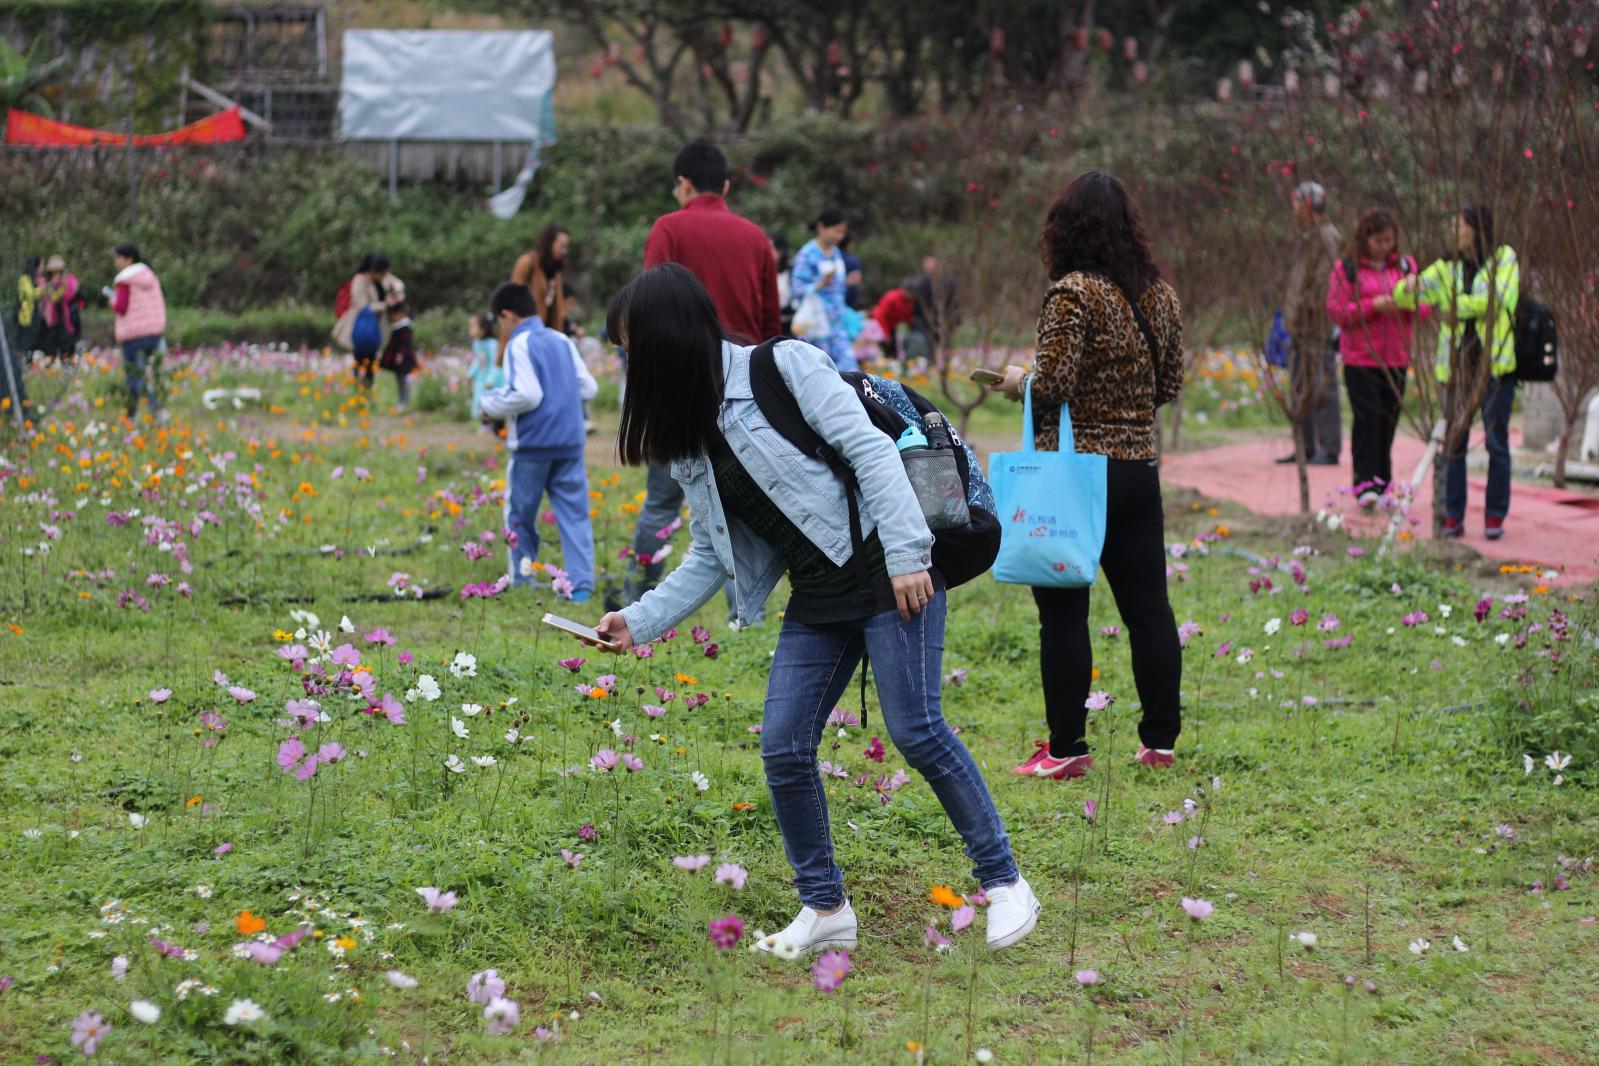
[{"x1": 1029, "y1": 272, "x2": 1184, "y2": 460}]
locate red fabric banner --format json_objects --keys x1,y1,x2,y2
[{"x1": 5, "y1": 108, "x2": 248, "y2": 147}]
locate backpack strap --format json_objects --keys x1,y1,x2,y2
[{"x1": 1342, "y1": 257, "x2": 1358, "y2": 284}]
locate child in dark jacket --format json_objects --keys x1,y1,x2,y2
[{"x1": 381, "y1": 302, "x2": 417, "y2": 410}]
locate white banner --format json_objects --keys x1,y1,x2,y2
[{"x1": 341, "y1": 29, "x2": 555, "y2": 142}]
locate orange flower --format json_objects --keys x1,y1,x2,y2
[
  {"x1": 674, "y1": 673, "x2": 698, "y2": 686},
  {"x1": 235, "y1": 910, "x2": 267, "y2": 935},
  {"x1": 185, "y1": 795, "x2": 203, "y2": 808},
  {"x1": 731, "y1": 802, "x2": 754, "y2": 811},
  {"x1": 587, "y1": 688, "x2": 609, "y2": 700},
  {"x1": 6, "y1": 624, "x2": 22, "y2": 636},
  {"x1": 928, "y1": 885, "x2": 965, "y2": 908}
]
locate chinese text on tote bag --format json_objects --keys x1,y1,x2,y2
[{"x1": 989, "y1": 379, "x2": 1107, "y2": 588}]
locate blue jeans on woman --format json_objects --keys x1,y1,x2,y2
[
  {"x1": 1444, "y1": 374, "x2": 1516, "y2": 522},
  {"x1": 760, "y1": 590, "x2": 1019, "y2": 909},
  {"x1": 121, "y1": 335, "x2": 162, "y2": 417}
]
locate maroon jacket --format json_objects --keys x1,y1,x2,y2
[{"x1": 644, "y1": 194, "x2": 780, "y2": 343}]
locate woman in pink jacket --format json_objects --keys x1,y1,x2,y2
[
  {"x1": 110, "y1": 244, "x2": 168, "y2": 421},
  {"x1": 1325, "y1": 209, "x2": 1429, "y2": 505}
]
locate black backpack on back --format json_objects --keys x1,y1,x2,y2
[
  {"x1": 1511, "y1": 296, "x2": 1558, "y2": 382},
  {"x1": 746, "y1": 338, "x2": 1000, "y2": 590}
]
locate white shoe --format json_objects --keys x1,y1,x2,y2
[
  {"x1": 754, "y1": 901, "x2": 858, "y2": 958},
  {"x1": 985, "y1": 876, "x2": 1040, "y2": 951}
]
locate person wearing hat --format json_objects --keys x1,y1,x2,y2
[
  {"x1": 1277, "y1": 182, "x2": 1343, "y2": 466},
  {"x1": 37, "y1": 255, "x2": 85, "y2": 365},
  {"x1": 790, "y1": 207, "x2": 857, "y2": 372}
]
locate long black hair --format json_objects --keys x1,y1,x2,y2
[
  {"x1": 607, "y1": 264, "x2": 727, "y2": 466},
  {"x1": 1039, "y1": 170, "x2": 1161, "y2": 296},
  {"x1": 535, "y1": 223, "x2": 569, "y2": 277},
  {"x1": 1459, "y1": 203, "x2": 1495, "y2": 271}
]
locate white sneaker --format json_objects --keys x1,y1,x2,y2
[
  {"x1": 754, "y1": 901, "x2": 858, "y2": 958},
  {"x1": 985, "y1": 876, "x2": 1041, "y2": 951}
]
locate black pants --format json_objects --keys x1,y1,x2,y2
[
  {"x1": 1032, "y1": 458, "x2": 1182, "y2": 758},
  {"x1": 352, "y1": 349, "x2": 377, "y2": 390},
  {"x1": 1344, "y1": 364, "x2": 1407, "y2": 494},
  {"x1": 1292, "y1": 336, "x2": 1342, "y2": 459}
]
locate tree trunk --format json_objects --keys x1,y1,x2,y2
[
  {"x1": 1553, "y1": 427, "x2": 1570, "y2": 489},
  {"x1": 1295, "y1": 434, "x2": 1309, "y2": 516}
]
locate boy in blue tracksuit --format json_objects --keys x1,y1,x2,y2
[{"x1": 480, "y1": 282, "x2": 599, "y2": 599}]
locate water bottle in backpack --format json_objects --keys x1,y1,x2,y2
[{"x1": 897, "y1": 412, "x2": 971, "y2": 531}]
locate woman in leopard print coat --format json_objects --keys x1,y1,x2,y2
[{"x1": 993, "y1": 170, "x2": 1186, "y2": 782}]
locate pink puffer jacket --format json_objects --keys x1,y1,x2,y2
[
  {"x1": 1324, "y1": 254, "x2": 1432, "y2": 369},
  {"x1": 113, "y1": 262, "x2": 167, "y2": 343}
]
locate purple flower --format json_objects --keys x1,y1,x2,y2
[
  {"x1": 703, "y1": 643, "x2": 720, "y2": 658},
  {"x1": 1401, "y1": 610, "x2": 1429, "y2": 627},
  {"x1": 951, "y1": 905, "x2": 975, "y2": 932},
  {"x1": 1083, "y1": 799, "x2": 1098, "y2": 822},
  {"x1": 71, "y1": 1011, "x2": 110, "y2": 1055},
  {"x1": 1177, "y1": 621, "x2": 1202, "y2": 648},
  {"x1": 1289, "y1": 609, "x2": 1309, "y2": 626},
  {"x1": 276, "y1": 644, "x2": 309, "y2": 667},
  {"x1": 1163, "y1": 811, "x2": 1184, "y2": 825},
  {"x1": 330, "y1": 643, "x2": 361, "y2": 667},
  {"x1": 316, "y1": 742, "x2": 346, "y2": 767},
  {"x1": 811, "y1": 948, "x2": 852, "y2": 992},
  {"x1": 1075, "y1": 969, "x2": 1100, "y2": 985},
  {"x1": 1180, "y1": 896, "x2": 1214, "y2": 921},
  {"x1": 415, "y1": 887, "x2": 458, "y2": 913},
  {"x1": 277, "y1": 736, "x2": 318, "y2": 780},
  {"x1": 863, "y1": 737, "x2": 886, "y2": 763},
  {"x1": 944, "y1": 668, "x2": 968, "y2": 687},
  {"x1": 562, "y1": 848, "x2": 584, "y2": 868},
  {"x1": 707, "y1": 913, "x2": 744, "y2": 949},
  {"x1": 621, "y1": 753, "x2": 644, "y2": 772},
  {"x1": 826, "y1": 708, "x2": 861, "y2": 728},
  {"x1": 589, "y1": 748, "x2": 619, "y2": 772},
  {"x1": 149, "y1": 688, "x2": 172, "y2": 703},
  {"x1": 577, "y1": 823, "x2": 596, "y2": 840},
  {"x1": 226, "y1": 685, "x2": 256, "y2": 703},
  {"x1": 467, "y1": 969, "x2": 505, "y2": 1006},
  {"x1": 1214, "y1": 641, "x2": 1231, "y2": 658},
  {"x1": 674, "y1": 855, "x2": 711, "y2": 871},
  {"x1": 924, "y1": 925, "x2": 951, "y2": 951},
  {"x1": 483, "y1": 996, "x2": 520, "y2": 1035},
  {"x1": 364, "y1": 628, "x2": 395, "y2": 646},
  {"x1": 1317, "y1": 614, "x2": 1341, "y2": 632},
  {"x1": 1084, "y1": 690, "x2": 1114, "y2": 711},
  {"x1": 214, "y1": 842, "x2": 233, "y2": 855},
  {"x1": 691, "y1": 626, "x2": 712, "y2": 644},
  {"x1": 633, "y1": 644, "x2": 655, "y2": 659},
  {"x1": 714, "y1": 863, "x2": 748, "y2": 890},
  {"x1": 643, "y1": 704, "x2": 666, "y2": 718},
  {"x1": 1474, "y1": 597, "x2": 1493, "y2": 622},
  {"x1": 1099, "y1": 625, "x2": 1121, "y2": 637},
  {"x1": 376, "y1": 692, "x2": 406, "y2": 724},
  {"x1": 398, "y1": 650, "x2": 414, "y2": 665}
]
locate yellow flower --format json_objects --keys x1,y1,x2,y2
[
  {"x1": 674, "y1": 673, "x2": 698, "y2": 685},
  {"x1": 333, "y1": 935, "x2": 356, "y2": 952},
  {"x1": 273, "y1": 629, "x2": 295, "y2": 642}
]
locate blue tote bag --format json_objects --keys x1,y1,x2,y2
[{"x1": 989, "y1": 379, "x2": 1107, "y2": 588}]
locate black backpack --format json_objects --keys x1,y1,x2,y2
[
  {"x1": 1511, "y1": 296, "x2": 1558, "y2": 382},
  {"x1": 747, "y1": 338, "x2": 1001, "y2": 590}
]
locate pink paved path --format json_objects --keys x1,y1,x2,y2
[{"x1": 1160, "y1": 430, "x2": 1599, "y2": 585}]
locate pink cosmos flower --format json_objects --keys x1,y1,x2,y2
[
  {"x1": 1401, "y1": 610, "x2": 1429, "y2": 627},
  {"x1": 826, "y1": 708, "x2": 860, "y2": 728},
  {"x1": 284, "y1": 699, "x2": 322, "y2": 728},
  {"x1": 577, "y1": 823, "x2": 596, "y2": 840},
  {"x1": 714, "y1": 863, "x2": 748, "y2": 890},
  {"x1": 1163, "y1": 811, "x2": 1184, "y2": 825},
  {"x1": 398, "y1": 650, "x2": 414, "y2": 665},
  {"x1": 691, "y1": 626, "x2": 712, "y2": 644},
  {"x1": 621, "y1": 753, "x2": 644, "y2": 772},
  {"x1": 685, "y1": 693, "x2": 710, "y2": 709},
  {"x1": 703, "y1": 643, "x2": 720, "y2": 658},
  {"x1": 673, "y1": 855, "x2": 711, "y2": 871},
  {"x1": 330, "y1": 644, "x2": 361, "y2": 667},
  {"x1": 1181, "y1": 896, "x2": 1214, "y2": 921},
  {"x1": 951, "y1": 905, "x2": 975, "y2": 932},
  {"x1": 562, "y1": 849, "x2": 584, "y2": 868},
  {"x1": 1474, "y1": 597, "x2": 1493, "y2": 622},
  {"x1": 241, "y1": 941, "x2": 284, "y2": 965},
  {"x1": 558, "y1": 657, "x2": 586, "y2": 672},
  {"x1": 1084, "y1": 691, "x2": 1114, "y2": 711},
  {"x1": 111, "y1": 956, "x2": 128, "y2": 980},
  {"x1": 376, "y1": 692, "x2": 406, "y2": 724},
  {"x1": 466, "y1": 969, "x2": 505, "y2": 1005},
  {"x1": 655, "y1": 687, "x2": 676, "y2": 702},
  {"x1": 924, "y1": 925, "x2": 951, "y2": 950},
  {"x1": 1317, "y1": 614, "x2": 1341, "y2": 632},
  {"x1": 415, "y1": 887, "x2": 458, "y2": 913},
  {"x1": 811, "y1": 948, "x2": 852, "y2": 992},
  {"x1": 1289, "y1": 609, "x2": 1309, "y2": 626},
  {"x1": 277, "y1": 736, "x2": 316, "y2": 780},
  {"x1": 316, "y1": 742, "x2": 346, "y2": 767},
  {"x1": 1099, "y1": 625, "x2": 1121, "y2": 637},
  {"x1": 276, "y1": 644, "x2": 309, "y2": 667},
  {"x1": 149, "y1": 688, "x2": 172, "y2": 703},
  {"x1": 633, "y1": 644, "x2": 655, "y2": 659},
  {"x1": 1075, "y1": 969, "x2": 1100, "y2": 985},
  {"x1": 1083, "y1": 799, "x2": 1098, "y2": 822},
  {"x1": 707, "y1": 913, "x2": 744, "y2": 949},
  {"x1": 214, "y1": 842, "x2": 233, "y2": 855},
  {"x1": 969, "y1": 889, "x2": 990, "y2": 906},
  {"x1": 227, "y1": 685, "x2": 257, "y2": 703},
  {"x1": 213, "y1": 669, "x2": 230, "y2": 687},
  {"x1": 363, "y1": 628, "x2": 395, "y2": 646},
  {"x1": 71, "y1": 1010, "x2": 110, "y2": 1055},
  {"x1": 483, "y1": 996, "x2": 520, "y2": 1035},
  {"x1": 944, "y1": 668, "x2": 969, "y2": 687},
  {"x1": 643, "y1": 704, "x2": 666, "y2": 718},
  {"x1": 863, "y1": 737, "x2": 886, "y2": 762},
  {"x1": 589, "y1": 748, "x2": 619, "y2": 772},
  {"x1": 1177, "y1": 621, "x2": 1202, "y2": 648}
]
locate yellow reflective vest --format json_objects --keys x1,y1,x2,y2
[{"x1": 1393, "y1": 245, "x2": 1519, "y2": 383}]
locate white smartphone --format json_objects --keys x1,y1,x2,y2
[
  {"x1": 969, "y1": 369, "x2": 1005, "y2": 385},
  {"x1": 542, "y1": 612, "x2": 622, "y2": 651}
]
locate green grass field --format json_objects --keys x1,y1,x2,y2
[{"x1": 1, "y1": 349, "x2": 1595, "y2": 1064}]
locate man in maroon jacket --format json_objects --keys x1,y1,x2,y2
[{"x1": 619, "y1": 140, "x2": 780, "y2": 616}]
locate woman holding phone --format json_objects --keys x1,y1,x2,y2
[
  {"x1": 990, "y1": 171, "x2": 1186, "y2": 781},
  {"x1": 591, "y1": 264, "x2": 1039, "y2": 957}
]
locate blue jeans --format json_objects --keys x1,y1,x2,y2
[
  {"x1": 504, "y1": 453, "x2": 595, "y2": 598},
  {"x1": 761, "y1": 591, "x2": 1018, "y2": 908},
  {"x1": 122, "y1": 335, "x2": 162, "y2": 416},
  {"x1": 1445, "y1": 375, "x2": 1515, "y2": 522}
]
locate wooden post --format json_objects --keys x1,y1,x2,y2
[
  {"x1": 493, "y1": 140, "x2": 503, "y2": 190},
  {"x1": 389, "y1": 139, "x2": 399, "y2": 202}
]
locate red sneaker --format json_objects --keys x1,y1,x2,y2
[
  {"x1": 1485, "y1": 515, "x2": 1505, "y2": 540},
  {"x1": 1012, "y1": 740, "x2": 1051, "y2": 776},
  {"x1": 1135, "y1": 745, "x2": 1175, "y2": 767},
  {"x1": 1442, "y1": 516, "x2": 1465, "y2": 540},
  {"x1": 1033, "y1": 753, "x2": 1093, "y2": 779}
]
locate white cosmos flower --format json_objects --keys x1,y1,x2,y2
[
  {"x1": 1264, "y1": 618, "x2": 1281, "y2": 636},
  {"x1": 1545, "y1": 751, "x2": 1572, "y2": 772},
  {"x1": 1408, "y1": 938, "x2": 1430, "y2": 955},
  {"x1": 1494, "y1": 633, "x2": 1510, "y2": 645},
  {"x1": 416, "y1": 675, "x2": 441, "y2": 701},
  {"x1": 609, "y1": 718, "x2": 624, "y2": 738},
  {"x1": 289, "y1": 609, "x2": 320, "y2": 630},
  {"x1": 308, "y1": 630, "x2": 334, "y2": 658},
  {"x1": 1523, "y1": 754, "x2": 1535, "y2": 775},
  {"x1": 1451, "y1": 935, "x2": 1468, "y2": 952},
  {"x1": 519, "y1": 557, "x2": 535, "y2": 577},
  {"x1": 691, "y1": 770, "x2": 710, "y2": 792},
  {"x1": 444, "y1": 754, "x2": 466, "y2": 774},
  {"x1": 460, "y1": 702, "x2": 483, "y2": 717},
  {"x1": 451, "y1": 718, "x2": 470, "y2": 739},
  {"x1": 504, "y1": 728, "x2": 522, "y2": 744},
  {"x1": 128, "y1": 813, "x2": 147, "y2": 829},
  {"x1": 223, "y1": 998, "x2": 265, "y2": 1025},
  {"x1": 386, "y1": 970, "x2": 418, "y2": 990},
  {"x1": 449, "y1": 652, "x2": 478, "y2": 678},
  {"x1": 1438, "y1": 603, "x2": 1453, "y2": 618},
  {"x1": 339, "y1": 615, "x2": 355, "y2": 633},
  {"x1": 472, "y1": 755, "x2": 497, "y2": 768},
  {"x1": 1290, "y1": 931, "x2": 1318, "y2": 948},
  {"x1": 772, "y1": 938, "x2": 800, "y2": 960},
  {"x1": 129, "y1": 1000, "x2": 161, "y2": 1024}
]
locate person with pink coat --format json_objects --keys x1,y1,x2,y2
[
  {"x1": 1324, "y1": 209, "x2": 1430, "y2": 505},
  {"x1": 109, "y1": 244, "x2": 168, "y2": 421}
]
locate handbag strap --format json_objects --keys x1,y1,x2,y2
[
  {"x1": 1118, "y1": 284, "x2": 1164, "y2": 398},
  {"x1": 1022, "y1": 377, "x2": 1075, "y2": 453}
]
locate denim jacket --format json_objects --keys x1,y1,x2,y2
[{"x1": 619, "y1": 339, "x2": 934, "y2": 643}]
